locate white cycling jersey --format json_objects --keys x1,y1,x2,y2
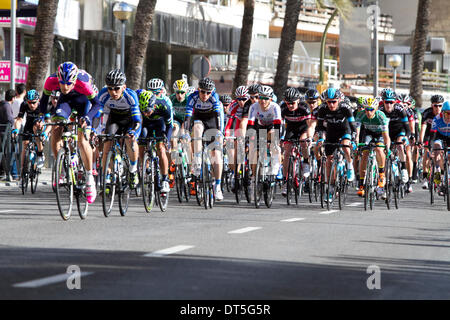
[{"x1": 247, "y1": 101, "x2": 282, "y2": 127}]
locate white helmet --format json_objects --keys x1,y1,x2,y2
[
  {"x1": 258, "y1": 85, "x2": 273, "y2": 97},
  {"x1": 235, "y1": 86, "x2": 249, "y2": 98},
  {"x1": 147, "y1": 78, "x2": 165, "y2": 90}
]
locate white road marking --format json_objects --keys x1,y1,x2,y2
[
  {"x1": 346, "y1": 202, "x2": 363, "y2": 207},
  {"x1": 281, "y1": 218, "x2": 306, "y2": 222},
  {"x1": 0, "y1": 210, "x2": 15, "y2": 213},
  {"x1": 319, "y1": 210, "x2": 339, "y2": 215},
  {"x1": 13, "y1": 272, "x2": 93, "y2": 288},
  {"x1": 143, "y1": 245, "x2": 195, "y2": 257},
  {"x1": 228, "y1": 227, "x2": 262, "y2": 234}
]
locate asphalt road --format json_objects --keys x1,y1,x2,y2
[{"x1": 0, "y1": 171, "x2": 450, "y2": 300}]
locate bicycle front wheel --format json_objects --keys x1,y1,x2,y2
[
  {"x1": 142, "y1": 152, "x2": 155, "y2": 213},
  {"x1": 30, "y1": 157, "x2": 39, "y2": 194},
  {"x1": 118, "y1": 155, "x2": 131, "y2": 217},
  {"x1": 75, "y1": 157, "x2": 88, "y2": 219},
  {"x1": 55, "y1": 148, "x2": 73, "y2": 221},
  {"x1": 102, "y1": 151, "x2": 116, "y2": 217},
  {"x1": 254, "y1": 161, "x2": 263, "y2": 208}
]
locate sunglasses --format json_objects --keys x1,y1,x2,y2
[
  {"x1": 286, "y1": 101, "x2": 296, "y2": 105},
  {"x1": 27, "y1": 100, "x2": 38, "y2": 104},
  {"x1": 199, "y1": 90, "x2": 212, "y2": 95},
  {"x1": 433, "y1": 104, "x2": 443, "y2": 108},
  {"x1": 327, "y1": 100, "x2": 338, "y2": 104},
  {"x1": 107, "y1": 86, "x2": 122, "y2": 91},
  {"x1": 237, "y1": 97, "x2": 247, "y2": 101},
  {"x1": 365, "y1": 107, "x2": 375, "y2": 112},
  {"x1": 258, "y1": 96, "x2": 270, "y2": 100},
  {"x1": 59, "y1": 81, "x2": 73, "y2": 85},
  {"x1": 51, "y1": 96, "x2": 59, "y2": 100},
  {"x1": 307, "y1": 99, "x2": 318, "y2": 103},
  {"x1": 384, "y1": 101, "x2": 394, "y2": 104},
  {"x1": 176, "y1": 91, "x2": 186, "y2": 94},
  {"x1": 223, "y1": 103, "x2": 230, "y2": 107},
  {"x1": 250, "y1": 95, "x2": 258, "y2": 100}
]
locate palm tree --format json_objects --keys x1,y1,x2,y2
[
  {"x1": 273, "y1": 0, "x2": 301, "y2": 100},
  {"x1": 409, "y1": 0, "x2": 431, "y2": 110},
  {"x1": 127, "y1": 0, "x2": 157, "y2": 90},
  {"x1": 26, "y1": 0, "x2": 59, "y2": 91},
  {"x1": 232, "y1": 0, "x2": 255, "y2": 97}
]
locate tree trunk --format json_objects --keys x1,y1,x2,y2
[
  {"x1": 232, "y1": 0, "x2": 255, "y2": 97},
  {"x1": 409, "y1": 0, "x2": 431, "y2": 110},
  {"x1": 273, "y1": 0, "x2": 301, "y2": 101},
  {"x1": 319, "y1": 9, "x2": 338, "y2": 84},
  {"x1": 26, "y1": 0, "x2": 59, "y2": 92},
  {"x1": 127, "y1": 0, "x2": 157, "y2": 90}
]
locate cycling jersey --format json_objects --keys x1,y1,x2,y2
[
  {"x1": 280, "y1": 101, "x2": 311, "y2": 139},
  {"x1": 247, "y1": 101, "x2": 282, "y2": 130},
  {"x1": 356, "y1": 110, "x2": 389, "y2": 134},
  {"x1": 40, "y1": 69, "x2": 100, "y2": 122},
  {"x1": 421, "y1": 107, "x2": 438, "y2": 140},
  {"x1": 17, "y1": 101, "x2": 43, "y2": 139},
  {"x1": 185, "y1": 90, "x2": 223, "y2": 132},
  {"x1": 169, "y1": 93, "x2": 187, "y2": 124},
  {"x1": 430, "y1": 114, "x2": 450, "y2": 148},
  {"x1": 379, "y1": 103, "x2": 411, "y2": 138},
  {"x1": 224, "y1": 100, "x2": 250, "y2": 136},
  {"x1": 316, "y1": 103, "x2": 356, "y2": 138},
  {"x1": 141, "y1": 97, "x2": 173, "y2": 141}
]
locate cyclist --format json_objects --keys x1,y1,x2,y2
[
  {"x1": 305, "y1": 89, "x2": 322, "y2": 162},
  {"x1": 220, "y1": 94, "x2": 232, "y2": 127},
  {"x1": 11, "y1": 90, "x2": 48, "y2": 170},
  {"x1": 184, "y1": 77, "x2": 224, "y2": 201},
  {"x1": 247, "y1": 85, "x2": 282, "y2": 189},
  {"x1": 280, "y1": 87, "x2": 313, "y2": 196},
  {"x1": 419, "y1": 94, "x2": 444, "y2": 189},
  {"x1": 316, "y1": 88, "x2": 357, "y2": 201},
  {"x1": 39, "y1": 61, "x2": 101, "y2": 203},
  {"x1": 169, "y1": 79, "x2": 189, "y2": 171},
  {"x1": 355, "y1": 97, "x2": 391, "y2": 197},
  {"x1": 379, "y1": 89, "x2": 412, "y2": 191},
  {"x1": 98, "y1": 69, "x2": 141, "y2": 188},
  {"x1": 138, "y1": 90, "x2": 173, "y2": 193},
  {"x1": 429, "y1": 100, "x2": 450, "y2": 195}
]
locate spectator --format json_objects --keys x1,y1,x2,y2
[
  {"x1": 12, "y1": 83, "x2": 26, "y2": 120},
  {"x1": 0, "y1": 89, "x2": 17, "y2": 178}
]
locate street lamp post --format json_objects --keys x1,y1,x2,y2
[
  {"x1": 388, "y1": 54, "x2": 402, "y2": 92},
  {"x1": 113, "y1": 2, "x2": 133, "y2": 72}
]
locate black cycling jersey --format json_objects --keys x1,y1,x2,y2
[
  {"x1": 421, "y1": 107, "x2": 438, "y2": 139},
  {"x1": 316, "y1": 103, "x2": 356, "y2": 138},
  {"x1": 379, "y1": 103, "x2": 411, "y2": 138}
]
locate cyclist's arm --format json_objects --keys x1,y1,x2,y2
[
  {"x1": 382, "y1": 131, "x2": 391, "y2": 152},
  {"x1": 419, "y1": 122, "x2": 427, "y2": 143}
]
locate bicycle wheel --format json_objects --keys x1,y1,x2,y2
[
  {"x1": 175, "y1": 164, "x2": 184, "y2": 203},
  {"x1": 320, "y1": 157, "x2": 326, "y2": 209},
  {"x1": 264, "y1": 175, "x2": 275, "y2": 208},
  {"x1": 326, "y1": 161, "x2": 338, "y2": 211},
  {"x1": 254, "y1": 161, "x2": 263, "y2": 208},
  {"x1": 385, "y1": 159, "x2": 393, "y2": 210},
  {"x1": 51, "y1": 158, "x2": 57, "y2": 193},
  {"x1": 369, "y1": 162, "x2": 376, "y2": 210},
  {"x1": 158, "y1": 174, "x2": 170, "y2": 212},
  {"x1": 446, "y1": 163, "x2": 450, "y2": 211},
  {"x1": 286, "y1": 156, "x2": 295, "y2": 205},
  {"x1": 21, "y1": 151, "x2": 30, "y2": 195},
  {"x1": 235, "y1": 168, "x2": 243, "y2": 204},
  {"x1": 30, "y1": 155, "x2": 39, "y2": 194},
  {"x1": 364, "y1": 158, "x2": 372, "y2": 211},
  {"x1": 55, "y1": 148, "x2": 73, "y2": 221},
  {"x1": 338, "y1": 166, "x2": 347, "y2": 210},
  {"x1": 75, "y1": 158, "x2": 88, "y2": 220},
  {"x1": 118, "y1": 154, "x2": 131, "y2": 217},
  {"x1": 202, "y1": 153, "x2": 210, "y2": 210},
  {"x1": 102, "y1": 151, "x2": 116, "y2": 217},
  {"x1": 243, "y1": 161, "x2": 251, "y2": 203},
  {"x1": 142, "y1": 152, "x2": 155, "y2": 213},
  {"x1": 429, "y1": 163, "x2": 435, "y2": 205}
]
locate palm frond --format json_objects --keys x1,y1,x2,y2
[{"x1": 314, "y1": 0, "x2": 354, "y2": 20}]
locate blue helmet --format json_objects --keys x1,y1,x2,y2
[
  {"x1": 323, "y1": 88, "x2": 341, "y2": 100},
  {"x1": 382, "y1": 88, "x2": 396, "y2": 101},
  {"x1": 305, "y1": 89, "x2": 320, "y2": 100},
  {"x1": 26, "y1": 89, "x2": 40, "y2": 101},
  {"x1": 57, "y1": 61, "x2": 79, "y2": 84},
  {"x1": 442, "y1": 101, "x2": 450, "y2": 112}
]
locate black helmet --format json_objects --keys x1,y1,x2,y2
[
  {"x1": 431, "y1": 94, "x2": 444, "y2": 104},
  {"x1": 305, "y1": 89, "x2": 320, "y2": 100},
  {"x1": 105, "y1": 69, "x2": 126, "y2": 86},
  {"x1": 220, "y1": 94, "x2": 232, "y2": 105},
  {"x1": 248, "y1": 83, "x2": 262, "y2": 95},
  {"x1": 198, "y1": 77, "x2": 215, "y2": 91},
  {"x1": 284, "y1": 87, "x2": 301, "y2": 103}
]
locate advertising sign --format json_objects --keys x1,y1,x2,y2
[{"x1": 0, "y1": 61, "x2": 28, "y2": 83}]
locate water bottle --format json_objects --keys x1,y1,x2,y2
[
  {"x1": 29, "y1": 152, "x2": 36, "y2": 163},
  {"x1": 393, "y1": 162, "x2": 399, "y2": 177},
  {"x1": 71, "y1": 152, "x2": 78, "y2": 168}
]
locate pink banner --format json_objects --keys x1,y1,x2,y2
[
  {"x1": 0, "y1": 17, "x2": 36, "y2": 28},
  {"x1": 0, "y1": 61, "x2": 28, "y2": 83}
]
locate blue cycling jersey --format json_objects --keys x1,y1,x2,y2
[
  {"x1": 98, "y1": 87, "x2": 141, "y2": 123},
  {"x1": 431, "y1": 114, "x2": 450, "y2": 137}
]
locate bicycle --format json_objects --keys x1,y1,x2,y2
[
  {"x1": 16, "y1": 133, "x2": 42, "y2": 195},
  {"x1": 253, "y1": 138, "x2": 277, "y2": 209},
  {"x1": 324, "y1": 142, "x2": 352, "y2": 211},
  {"x1": 141, "y1": 136, "x2": 169, "y2": 212},
  {"x1": 99, "y1": 134, "x2": 136, "y2": 217},
  {"x1": 385, "y1": 142, "x2": 403, "y2": 210},
  {"x1": 233, "y1": 136, "x2": 252, "y2": 204},
  {"x1": 47, "y1": 120, "x2": 89, "y2": 220},
  {"x1": 429, "y1": 142, "x2": 450, "y2": 210},
  {"x1": 192, "y1": 136, "x2": 215, "y2": 210}
]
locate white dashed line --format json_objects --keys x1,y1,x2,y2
[
  {"x1": 346, "y1": 202, "x2": 363, "y2": 207},
  {"x1": 319, "y1": 210, "x2": 339, "y2": 215},
  {"x1": 13, "y1": 272, "x2": 93, "y2": 288},
  {"x1": 143, "y1": 245, "x2": 195, "y2": 257},
  {"x1": 228, "y1": 227, "x2": 262, "y2": 234},
  {"x1": 0, "y1": 210, "x2": 15, "y2": 213},
  {"x1": 281, "y1": 218, "x2": 306, "y2": 222}
]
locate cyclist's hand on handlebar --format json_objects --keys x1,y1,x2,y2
[
  {"x1": 40, "y1": 131, "x2": 48, "y2": 143},
  {"x1": 79, "y1": 116, "x2": 90, "y2": 128},
  {"x1": 11, "y1": 129, "x2": 19, "y2": 140}
]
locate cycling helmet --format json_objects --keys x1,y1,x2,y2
[
  {"x1": 147, "y1": 78, "x2": 165, "y2": 91},
  {"x1": 381, "y1": 88, "x2": 396, "y2": 101},
  {"x1": 343, "y1": 96, "x2": 351, "y2": 105},
  {"x1": 139, "y1": 90, "x2": 157, "y2": 113},
  {"x1": 235, "y1": 85, "x2": 249, "y2": 98},
  {"x1": 431, "y1": 94, "x2": 444, "y2": 104},
  {"x1": 187, "y1": 86, "x2": 196, "y2": 95},
  {"x1": 105, "y1": 69, "x2": 126, "y2": 86},
  {"x1": 220, "y1": 94, "x2": 232, "y2": 105},
  {"x1": 442, "y1": 101, "x2": 450, "y2": 112},
  {"x1": 399, "y1": 93, "x2": 413, "y2": 105},
  {"x1": 248, "y1": 83, "x2": 262, "y2": 95},
  {"x1": 57, "y1": 61, "x2": 78, "y2": 84},
  {"x1": 258, "y1": 85, "x2": 274, "y2": 97},
  {"x1": 284, "y1": 87, "x2": 301, "y2": 103},
  {"x1": 322, "y1": 88, "x2": 341, "y2": 100},
  {"x1": 356, "y1": 97, "x2": 366, "y2": 108},
  {"x1": 305, "y1": 89, "x2": 320, "y2": 100},
  {"x1": 198, "y1": 77, "x2": 215, "y2": 91},
  {"x1": 50, "y1": 90, "x2": 61, "y2": 98},
  {"x1": 364, "y1": 97, "x2": 377, "y2": 109},
  {"x1": 173, "y1": 79, "x2": 189, "y2": 92},
  {"x1": 26, "y1": 89, "x2": 40, "y2": 101}
]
